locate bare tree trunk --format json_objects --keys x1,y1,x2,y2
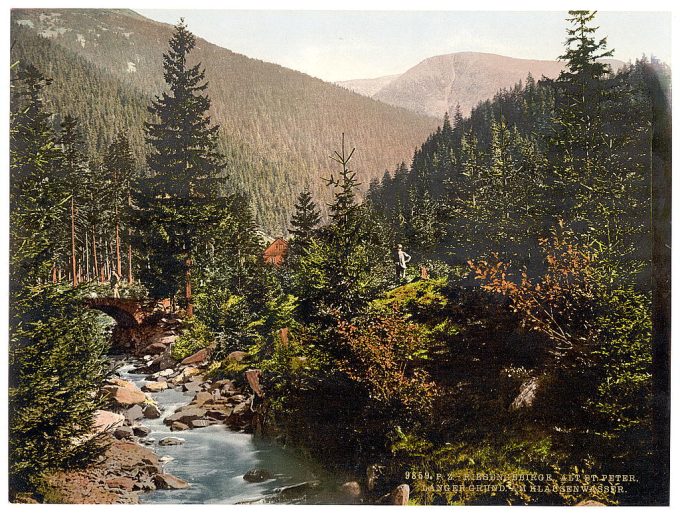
[
  {"x1": 52, "y1": 263, "x2": 58, "y2": 283},
  {"x1": 103, "y1": 241, "x2": 110, "y2": 282},
  {"x1": 71, "y1": 197, "x2": 78, "y2": 287},
  {"x1": 115, "y1": 206, "x2": 122, "y2": 278},
  {"x1": 185, "y1": 256, "x2": 193, "y2": 317},
  {"x1": 128, "y1": 241, "x2": 133, "y2": 284},
  {"x1": 127, "y1": 192, "x2": 134, "y2": 284},
  {"x1": 648, "y1": 63, "x2": 671, "y2": 504},
  {"x1": 92, "y1": 229, "x2": 100, "y2": 283},
  {"x1": 85, "y1": 231, "x2": 90, "y2": 282}
]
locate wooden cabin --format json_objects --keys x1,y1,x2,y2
[{"x1": 263, "y1": 238, "x2": 288, "y2": 266}]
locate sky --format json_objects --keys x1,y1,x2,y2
[{"x1": 136, "y1": 9, "x2": 672, "y2": 82}]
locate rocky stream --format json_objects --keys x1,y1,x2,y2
[{"x1": 41, "y1": 311, "x2": 410, "y2": 505}]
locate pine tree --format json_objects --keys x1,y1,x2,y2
[
  {"x1": 325, "y1": 134, "x2": 360, "y2": 234},
  {"x1": 10, "y1": 64, "x2": 66, "y2": 287},
  {"x1": 143, "y1": 19, "x2": 227, "y2": 315},
  {"x1": 104, "y1": 131, "x2": 137, "y2": 282},
  {"x1": 57, "y1": 115, "x2": 89, "y2": 286},
  {"x1": 289, "y1": 188, "x2": 321, "y2": 254},
  {"x1": 558, "y1": 10, "x2": 614, "y2": 83},
  {"x1": 452, "y1": 104, "x2": 464, "y2": 130},
  {"x1": 81, "y1": 157, "x2": 110, "y2": 283},
  {"x1": 553, "y1": 11, "x2": 614, "y2": 211}
]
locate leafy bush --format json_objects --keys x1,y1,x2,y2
[
  {"x1": 373, "y1": 278, "x2": 449, "y2": 316},
  {"x1": 171, "y1": 317, "x2": 213, "y2": 361},
  {"x1": 335, "y1": 312, "x2": 436, "y2": 425}
]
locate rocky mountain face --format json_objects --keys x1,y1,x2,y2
[
  {"x1": 10, "y1": 9, "x2": 440, "y2": 233},
  {"x1": 339, "y1": 52, "x2": 624, "y2": 117},
  {"x1": 336, "y1": 74, "x2": 401, "y2": 97}
]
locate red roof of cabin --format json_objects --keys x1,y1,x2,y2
[{"x1": 263, "y1": 238, "x2": 288, "y2": 265}]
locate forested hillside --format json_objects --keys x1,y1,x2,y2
[{"x1": 10, "y1": 9, "x2": 439, "y2": 233}]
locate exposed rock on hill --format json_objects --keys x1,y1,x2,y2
[{"x1": 339, "y1": 52, "x2": 624, "y2": 118}]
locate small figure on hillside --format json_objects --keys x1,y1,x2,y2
[
  {"x1": 110, "y1": 270, "x2": 121, "y2": 298},
  {"x1": 395, "y1": 244, "x2": 411, "y2": 280}
]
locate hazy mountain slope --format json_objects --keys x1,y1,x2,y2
[
  {"x1": 10, "y1": 9, "x2": 440, "y2": 233},
  {"x1": 341, "y1": 52, "x2": 624, "y2": 118},
  {"x1": 337, "y1": 74, "x2": 401, "y2": 97}
]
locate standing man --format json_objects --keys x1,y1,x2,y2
[
  {"x1": 110, "y1": 270, "x2": 121, "y2": 298},
  {"x1": 396, "y1": 244, "x2": 411, "y2": 280}
]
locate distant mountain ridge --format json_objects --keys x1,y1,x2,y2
[
  {"x1": 338, "y1": 52, "x2": 624, "y2": 117},
  {"x1": 10, "y1": 9, "x2": 440, "y2": 234}
]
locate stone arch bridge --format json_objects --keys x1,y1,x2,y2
[{"x1": 84, "y1": 297, "x2": 168, "y2": 328}]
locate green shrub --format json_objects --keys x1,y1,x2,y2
[{"x1": 171, "y1": 318, "x2": 213, "y2": 361}]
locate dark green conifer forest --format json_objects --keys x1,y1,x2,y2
[{"x1": 9, "y1": 11, "x2": 670, "y2": 505}]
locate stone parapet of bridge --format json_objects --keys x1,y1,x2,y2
[{"x1": 84, "y1": 297, "x2": 165, "y2": 328}]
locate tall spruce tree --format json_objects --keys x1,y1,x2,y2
[
  {"x1": 552, "y1": 10, "x2": 614, "y2": 218},
  {"x1": 325, "y1": 134, "x2": 360, "y2": 237},
  {"x1": 104, "y1": 131, "x2": 137, "y2": 282},
  {"x1": 143, "y1": 19, "x2": 226, "y2": 316},
  {"x1": 10, "y1": 64, "x2": 64, "y2": 287},
  {"x1": 289, "y1": 187, "x2": 321, "y2": 254},
  {"x1": 57, "y1": 115, "x2": 88, "y2": 286}
]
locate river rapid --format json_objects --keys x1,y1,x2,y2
[{"x1": 116, "y1": 360, "x2": 342, "y2": 504}]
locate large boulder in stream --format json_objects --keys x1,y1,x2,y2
[
  {"x1": 154, "y1": 473, "x2": 189, "y2": 490},
  {"x1": 140, "y1": 342, "x2": 167, "y2": 356},
  {"x1": 143, "y1": 380, "x2": 168, "y2": 393},
  {"x1": 189, "y1": 419, "x2": 217, "y2": 429},
  {"x1": 152, "y1": 368, "x2": 175, "y2": 379},
  {"x1": 226, "y1": 400, "x2": 254, "y2": 429},
  {"x1": 272, "y1": 481, "x2": 322, "y2": 501},
  {"x1": 158, "y1": 437, "x2": 185, "y2": 446},
  {"x1": 92, "y1": 410, "x2": 125, "y2": 433},
  {"x1": 102, "y1": 383, "x2": 146, "y2": 407},
  {"x1": 113, "y1": 426, "x2": 134, "y2": 440},
  {"x1": 146, "y1": 350, "x2": 176, "y2": 373},
  {"x1": 123, "y1": 404, "x2": 145, "y2": 423},
  {"x1": 180, "y1": 347, "x2": 212, "y2": 365},
  {"x1": 243, "y1": 469, "x2": 273, "y2": 483},
  {"x1": 163, "y1": 406, "x2": 207, "y2": 426},
  {"x1": 192, "y1": 391, "x2": 214, "y2": 406},
  {"x1": 182, "y1": 381, "x2": 203, "y2": 393},
  {"x1": 132, "y1": 425, "x2": 151, "y2": 437},
  {"x1": 143, "y1": 403, "x2": 161, "y2": 419},
  {"x1": 173, "y1": 366, "x2": 200, "y2": 384}
]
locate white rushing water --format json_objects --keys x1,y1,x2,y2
[{"x1": 117, "y1": 361, "x2": 340, "y2": 504}]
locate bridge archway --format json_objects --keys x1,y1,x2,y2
[{"x1": 84, "y1": 298, "x2": 146, "y2": 328}]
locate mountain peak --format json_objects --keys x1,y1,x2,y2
[{"x1": 339, "y1": 51, "x2": 624, "y2": 118}]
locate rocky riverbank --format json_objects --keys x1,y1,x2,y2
[
  {"x1": 41, "y1": 309, "x2": 411, "y2": 505},
  {"x1": 41, "y1": 436, "x2": 174, "y2": 503}
]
